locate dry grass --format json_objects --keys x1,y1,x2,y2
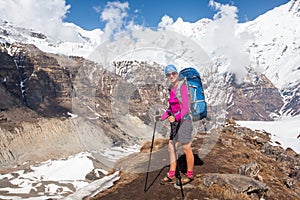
[
  {"x1": 140, "y1": 138, "x2": 168, "y2": 153},
  {"x1": 208, "y1": 184, "x2": 252, "y2": 200}
]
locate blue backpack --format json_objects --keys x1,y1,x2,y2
[{"x1": 176, "y1": 67, "x2": 207, "y2": 121}]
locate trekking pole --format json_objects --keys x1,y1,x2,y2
[
  {"x1": 172, "y1": 136, "x2": 184, "y2": 198},
  {"x1": 144, "y1": 111, "x2": 159, "y2": 192},
  {"x1": 168, "y1": 111, "x2": 184, "y2": 198}
]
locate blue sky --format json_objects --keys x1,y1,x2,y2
[{"x1": 64, "y1": 0, "x2": 290, "y2": 30}]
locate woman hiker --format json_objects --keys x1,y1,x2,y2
[{"x1": 155, "y1": 64, "x2": 194, "y2": 185}]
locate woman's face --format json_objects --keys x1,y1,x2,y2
[{"x1": 166, "y1": 71, "x2": 178, "y2": 84}]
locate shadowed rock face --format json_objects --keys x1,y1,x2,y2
[
  {"x1": 281, "y1": 83, "x2": 300, "y2": 116},
  {"x1": 0, "y1": 43, "x2": 72, "y2": 116},
  {"x1": 225, "y1": 73, "x2": 284, "y2": 121},
  {"x1": 90, "y1": 120, "x2": 300, "y2": 200}
]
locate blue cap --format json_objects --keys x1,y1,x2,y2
[{"x1": 164, "y1": 64, "x2": 178, "y2": 75}]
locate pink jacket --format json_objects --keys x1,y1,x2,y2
[{"x1": 161, "y1": 83, "x2": 189, "y2": 122}]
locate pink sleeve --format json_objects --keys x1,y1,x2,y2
[
  {"x1": 175, "y1": 84, "x2": 189, "y2": 121},
  {"x1": 160, "y1": 110, "x2": 169, "y2": 121}
]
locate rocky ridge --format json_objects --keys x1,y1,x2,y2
[{"x1": 90, "y1": 119, "x2": 300, "y2": 200}]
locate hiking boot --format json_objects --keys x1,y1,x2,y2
[
  {"x1": 176, "y1": 174, "x2": 193, "y2": 186},
  {"x1": 160, "y1": 174, "x2": 176, "y2": 185}
]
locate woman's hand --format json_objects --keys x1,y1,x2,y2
[
  {"x1": 168, "y1": 115, "x2": 175, "y2": 123},
  {"x1": 154, "y1": 115, "x2": 161, "y2": 122}
]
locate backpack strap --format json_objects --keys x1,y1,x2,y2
[
  {"x1": 176, "y1": 78, "x2": 194, "y2": 121},
  {"x1": 176, "y1": 80, "x2": 185, "y2": 104}
]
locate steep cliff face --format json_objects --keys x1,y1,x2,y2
[
  {"x1": 0, "y1": 81, "x2": 21, "y2": 110},
  {"x1": 0, "y1": 118, "x2": 82, "y2": 166},
  {"x1": 226, "y1": 73, "x2": 284, "y2": 120},
  {"x1": 112, "y1": 61, "x2": 167, "y2": 124},
  {"x1": 6, "y1": 43, "x2": 73, "y2": 117},
  {"x1": 281, "y1": 82, "x2": 300, "y2": 116},
  {"x1": 0, "y1": 46, "x2": 23, "y2": 104}
]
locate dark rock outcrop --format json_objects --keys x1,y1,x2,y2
[{"x1": 225, "y1": 73, "x2": 284, "y2": 121}]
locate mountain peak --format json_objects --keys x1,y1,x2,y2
[{"x1": 289, "y1": 0, "x2": 300, "y2": 15}]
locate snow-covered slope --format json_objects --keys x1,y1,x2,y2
[
  {"x1": 238, "y1": 0, "x2": 300, "y2": 116},
  {"x1": 241, "y1": 0, "x2": 300, "y2": 90},
  {"x1": 237, "y1": 115, "x2": 300, "y2": 153},
  {"x1": 0, "y1": 19, "x2": 103, "y2": 57}
]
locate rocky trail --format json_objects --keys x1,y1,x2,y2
[{"x1": 88, "y1": 120, "x2": 300, "y2": 200}]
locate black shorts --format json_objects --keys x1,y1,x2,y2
[{"x1": 170, "y1": 120, "x2": 193, "y2": 144}]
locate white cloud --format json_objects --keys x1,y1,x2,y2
[
  {"x1": 0, "y1": 0, "x2": 84, "y2": 42},
  {"x1": 158, "y1": 15, "x2": 174, "y2": 28},
  {"x1": 0, "y1": 0, "x2": 134, "y2": 43},
  {"x1": 200, "y1": 0, "x2": 252, "y2": 84},
  {"x1": 101, "y1": 1, "x2": 130, "y2": 40},
  {"x1": 0, "y1": 0, "x2": 254, "y2": 82},
  {"x1": 157, "y1": 0, "x2": 253, "y2": 84}
]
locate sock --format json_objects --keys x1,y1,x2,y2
[
  {"x1": 187, "y1": 170, "x2": 193, "y2": 178},
  {"x1": 168, "y1": 170, "x2": 176, "y2": 178}
]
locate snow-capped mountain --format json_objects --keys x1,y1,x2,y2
[
  {"x1": 0, "y1": 19, "x2": 103, "y2": 57},
  {"x1": 243, "y1": 1, "x2": 300, "y2": 89},
  {"x1": 169, "y1": 0, "x2": 300, "y2": 117},
  {"x1": 242, "y1": 0, "x2": 300, "y2": 117},
  {"x1": 1, "y1": 1, "x2": 299, "y2": 119}
]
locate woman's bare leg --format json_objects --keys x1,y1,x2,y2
[
  {"x1": 168, "y1": 140, "x2": 177, "y2": 171},
  {"x1": 183, "y1": 142, "x2": 194, "y2": 172}
]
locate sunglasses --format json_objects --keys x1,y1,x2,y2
[{"x1": 166, "y1": 71, "x2": 178, "y2": 77}]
